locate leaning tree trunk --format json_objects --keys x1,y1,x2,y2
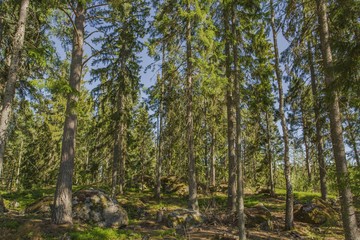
[
  {"x1": 0, "y1": 0, "x2": 30, "y2": 180},
  {"x1": 186, "y1": 1, "x2": 198, "y2": 212},
  {"x1": 316, "y1": 0, "x2": 359, "y2": 239},
  {"x1": 270, "y1": 0, "x2": 293, "y2": 230},
  {"x1": 308, "y1": 41, "x2": 327, "y2": 200},
  {"x1": 52, "y1": 1, "x2": 85, "y2": 225}
]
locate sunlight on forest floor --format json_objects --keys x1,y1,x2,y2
[{"x1": 0, "y1": 186, "x2": 352, "y2": 239}]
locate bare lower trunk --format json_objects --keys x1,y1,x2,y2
[
  {"x1": 344, "y1": 110, "x2": 360, "y2": 167},
  {"x1": 270, "y1": 0, "x2": 293, "y2": 230},
  {"x1": 210, "y1": 130, "x2": 216, "y2": 187},
  {"x1": 316, "y1": 1, "x2": 359, "y2": 238},
  {"x1": 300, "y1": 102, "x2": 312, "y2": 184},
  {"x1": 118, "y1": 120, "x2": 126, "y2": 194},
  {"x1": 112, "y1": 131, "x2": 120, "y2": 197},
  {"x1": 223, "y1": 2, "x2": 236, "y2": 212},
  {"x1": 308, "y1": 41, "x2": 327, "y2": 200},
  {"x1": 15, "y1": 139, "x2": 24, "y2": 190},
  {"x1": 186, "y1": 2, "x2": 198, "y2": 212},
  {"x1": 155, "y1": 47, "x2": 165, "y2": 200},
  {"x1": 266, "y1": 111, "x2": 275, "y2": 196},
  {"x1": 52, "y1": 2, "x2": 85, "y2": 225},
  {"x1": 0, "y1": 0, "x2": 30, "y2": 180},
  {"x1": 231, "y1": 5, "x2": 246, "y2": 238}
]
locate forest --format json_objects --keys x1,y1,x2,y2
[{"x1": 0, "y1": 0, "x2": 359, "y2": 239}]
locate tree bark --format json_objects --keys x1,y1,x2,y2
[
  {"x1": 210, "y1": 129, "x2": 216, "y2": 187},
  {"x1": 344, "y1": 109, "x2": 360, "y2": 167},
  {"x1": 266, "y1": 110, "x2": 275, "y2": 196},
  {"x1": 0, "y1": 0, "x2": 30, "y2": 180},
  {"x1": 231, "y1": 5, "x2": 246, "y2": 239},
  {"x1": 308, "y1": 41, "x2": 327, "y2": 200},
  {"x1": 155, "y1": 47, "x2": 165, "y2": 200},
  {"x1": 270, "y1": 0, "x2": 294, "y2": 230},
  {"x1": 186, "y1": 0, "x2": 198, "y2": 212},
  {"x1": 300, "y1": 100, "x2": 312, "y2": 184},
  {"x1": 118, "y1": 119, "x2": 126, "y2": 194},
  {"x1": 112, "y1": 128, "x2": 120, "y2": 196},
  {"x1": 316, "y1": 1, "x2": 359, "y2": 238},
  {"x1": 223, "y1": 1, "x2": 237, "y2": 213},
  {"x1": 52, "y1": 1, "x2": 85, "y2": 225}
]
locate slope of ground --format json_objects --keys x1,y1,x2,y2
[{"x1": 0, "y1": 186, "x2": 354, "y2": 239}]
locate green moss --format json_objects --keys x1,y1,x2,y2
[
  {"x1": 275, "y1": 189, "x2": 336, "y2": 203},
  {"x1": 69, "y1": 227, "x2": 142, "y2": 240},
  {"x1": 1, "y1": 187, "x2": 55, "y2": 210},
  {"x1": 0, "y1": 219, "x2": 21, "y2": 229}
]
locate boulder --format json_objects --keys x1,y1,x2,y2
[
  {"x1": 166, "y1": 209, "x2": 203, "y2": 229},
  {"x1": 25, "y1": 189, "x2": 129, "y2": 228},
  {"x1": 294, "y1": 198, "x2": 340, "y2": 225},
  {"x1": 161, "y1": 176, "x2": 189, "y2": 196},
  {"x1": 245, "y1": 203, "x2": 273, "y2": 230},
  {"x1": 72, "y1": 189, "x2": 128, "y2": 228},
  {"x1": 25, "y1": 196, "x2": 53, "y2": 215}
]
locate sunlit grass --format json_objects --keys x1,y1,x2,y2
[{"x1": 69, "y1": 227, "x2": 141, "y2": 240}]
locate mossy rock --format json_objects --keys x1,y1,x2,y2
[
  {"x1": 25, "y1": 189, "x2": 129, "y2": 228},
  {"x1": 73, "y1": 189, "x2": 128, "y2": 228},
  {"x1": 294, "y1": 198, "x2": 340, "y2": 226},
  {"x1": 245, "y1": 203, "x2": 272, "y2": 229},
  {"x1": 161, "y1": 176, "x2": 188, "y2": 196},
  {"x1": 25, "y1": 196, "x2": 53, "y2": 215},
  {"x1": 166, "y1": 209, "x2": 203, "y2": 229}
]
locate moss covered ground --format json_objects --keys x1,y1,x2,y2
[{"x1": 0, "y1": 186, "x2": 354, "y2": 239}]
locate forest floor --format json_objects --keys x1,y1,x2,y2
[{"x1": 0, "y1": 186, "x2": 357, "y2": 240}]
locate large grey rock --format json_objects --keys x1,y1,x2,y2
[
  {"x1": 25, "y1": 196, "x2": 53, "y2": 215},
  {"x1": 25, "y1": 189, "x2": 128, "y2": 228},
  {"x1": 245, "y1": 203, "x2": 273, "y2": 231},
  {"x1": 72, "y1": 189, "x2": 128, "y2": 228},
  {"x1": 166, "y1": 209, "x2": 203, "y2": 229},
  {"x1": 294, "y1": 198, "x2": 340, "y2": 225}
]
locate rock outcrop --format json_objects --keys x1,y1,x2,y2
[
  {"x1": 294, "y1": 198, "x2": 340, "y2": 225},
  {"x1": 25, "y1": 189, "x2": 128, "y2": 228},
  {"x1": 245, "y1": 203, "x2": 273, "y2": 231},
  {"x1": 166, "y1": 209, "x2": 203, "y2": 229}
]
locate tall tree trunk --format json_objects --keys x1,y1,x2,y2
[
  {"x1": 344, "y1": 109, "x2": 360, "y2": 167},
  {"x1": 0, "y1": 0, "x2": 30, "y2": 180},
  {"x1": 308, "y1": 41, "x2": 327, "y2": 200},
  {"x1": 155, "y1": 47, "x2": 165, "y2": 200},
  {"x1": 118, "y1": 119, "x2": 126, "y2": 194},
  {"x1": 210, "y1": 129, "x2": 216, "y2": 187},
  {"x1": 223, "y1": 2, "x2": 237, "y2": 213},
  {"x1": 15, "y1": 138, "x2": 24, "y2": 190},
  {"x1": 186, "y1": 0, "x2": 198, "y2": 212},
  {"x1": 265, "y1": 110, "x2": 275, "y2": 196},
  {"x1": 300, "y1": 101, "x2": 312, "y2": 184},
  {"x1": 52, "y1": 1, "x2": 85, "y2": 225},
  {"x1": 270, "y1": 0, "x2": 293, "y2": 230},
  {"x1": 316, "y1": 1, "x2": 359, "y2": 238},
  {"x1": 231, "y1": 5, "x2": 246, "y2": 239},
  {"x1": 112, "y1": 128, "x2": 120, "y2": 196}
]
